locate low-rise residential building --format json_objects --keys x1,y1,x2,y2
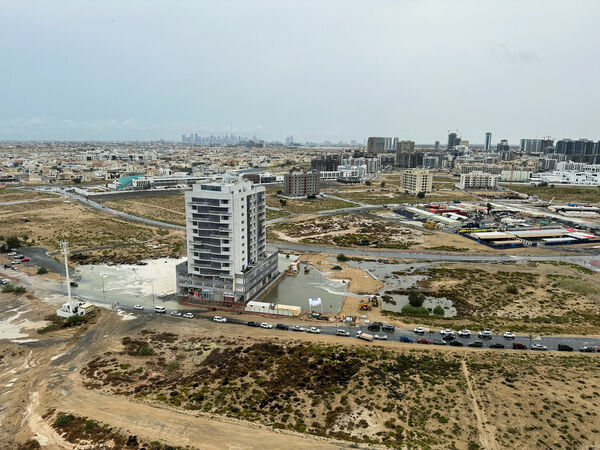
[
  {"x1": 282, "y1": 169, "x2": 320, "y2": 198},
  {"x1": 399, "y1": 169, "x2": 433, "y2": 195},
  {"x1": 459, "y1": 171, "x2": 499, "y2": 189}
]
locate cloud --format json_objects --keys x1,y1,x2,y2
[{"x1": 488, "y1": 43, "x2": 539, "y2": 64}]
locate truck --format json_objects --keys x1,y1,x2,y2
[{"x1": 356, "y1": 330, "x2": 374, "y2": 341}]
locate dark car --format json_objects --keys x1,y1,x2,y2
[
  {"x1": 400, "y1": 336, "x2": 413, "y2": 343},
  {"x1": 432, "y1": 339, "x2": 447, "y2": 346},
  {"x1": 489, "y1": 343, "x2": 505, "y2": 349},
  {"x1": 442, "y1": 334, "x2": 456, "y2": 341},
  {"x1": 449, "y1": 340, "x2": 464, "y2": 347},
  {"x1": 468, "y1": 341, "x2": 484, "y2": 348},
  {"x1": 368, "y1": 322, "x2": 382, "y2": 332},
  {"x1": 512, "y1": 342, "x2": 527, "y2": 350},
  {"x1": 70, "y1": 281, "x2": 78, "y2": 287},
  {"x1": 275, "y1": 323, "x2": 289, "y2": 331},
  {"x1": 579, "y1": 346, "x2": 596, "y2": 353},
  {"x1": 558, "y1": 344, "x2": 573, "y2": 352},
  {"x1": 247, "y1": 321, "x2": 261, "y2": 327},
  {"x1": 417, "y1": 338, "x2": 432, "y2": 344},
  {"x1": 382, "y1": 324, "x2": 395, "y2": 333}
]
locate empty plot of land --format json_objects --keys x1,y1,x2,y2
[
  {"x1": 102, "y1": 193, "x2": 186, "y2": 226},
  {"x1": 509, "y1": 184, "x2": 600, "y2": 204}
]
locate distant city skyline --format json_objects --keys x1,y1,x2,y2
[{"x1": 2, "y1": 1, "x2": 600, "y2": 142}]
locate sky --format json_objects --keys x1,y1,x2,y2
[{"x1": 1, "y1": 0, "x2": 599, "y2": 143}]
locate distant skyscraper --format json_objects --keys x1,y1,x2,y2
[
  {"x1": 447, "y1": 133, "x2": 461, "y2": 150},
  {"x1": 497, "y1": 139, "x2": 510, "y2": 152},
  {"x1": 484, "y1": 132, "x2": 492, "y2": 151},
  {"x1": 434, "y1": 140, "x2": 440, "y2": 150},
  {"x1": 367, "y1": 137, "x2": 386, "y2": 155}
]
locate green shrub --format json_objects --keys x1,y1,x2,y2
[
  {"x1": 2, "y1": 283, "x2": 15, "y2": 293},
  {"x1": 400, "y1": 305, "x2": 430, "y2": 316},
  {"x1": 167, "y1": 361, "x2": 180, "y2": 373},
  {"x1": 54, "y1": 414, "x2": 71, "y2": 427},
  {"x1": 139, "y1": 345, "x2": 155, "y2": 356},
  {"x1": 506, "y1": 285, "x2": 518, "y2": 295},
  {"x1": 37, "y1": 266, "x2": 49, "y2": 275},
  {"x1": 336, "y1": 253, "x2": 349, "y2": 262},
  {"x1": 14, "y1": 286, "x2": 26, "y2": 295},
  {"x1": 64, "y1": 315, "x2": 84, "y2": 327},
  {"x1": 433, "y1": 305, "x2": 445, "y2": 316}
]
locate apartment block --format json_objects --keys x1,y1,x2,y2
[
  {"x1": 399, "y1": 169, "x2": 433, "y2": 195},
  {"x1": 459, "y1": 171, "x2": 499, "y2": 190},
  {"x1": 282, "y1": 169, "x2": 320, "y2": 198}
]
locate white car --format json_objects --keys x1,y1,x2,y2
[
  {"x1": 478, "y1": 330, "x2": 493, "y2": 339},
  {"x1": 336, "y1": 329, "x2": 350, "y2": 336},
  {"x1": 170, "y1": 310, "x2": 182, "y2": 317},
  {"x1": 133, "y1": 304, "x2": 144, "y2": 310},
  {"x1": 374, "y1": 334, "x2": 388, "y2": 340},
  {"x1": 213, "y1": 316, "x2": 227, "y2": 323},
  {"x1": 531, "y1": 344, "x2": 548, "y2": 351},
  {"x1": 457, "y1": 329, "x2": 471, "y2": 337},
  {"x1": 11, "y1": 260, "x2": 21, "y2": 264},
  {"x1": 503, "y1": 331, "x2": 516, "y2": 339},
  {"x1": 307, "y1": 326, "x2": 321, "y2": 334},
  {"x1": 183, "y1": 312, "x2": 194, "y2": 319},
  {"x1": 440, "y1": 329, "x2": 454, "y2": 337},
  {"x1": 154, "y1": 306, "x2": 166, "y2": 313},
  {"x1": 413, "y1": 327, "x2": 426, "y2": 334},
  {"x1": 260, "y1": 322, "x2": 273, "y2": 329},
  {"x1": 8, "y1": 252, "x2": 17, "y2": 257}
]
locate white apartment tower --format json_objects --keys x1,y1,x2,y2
[
  {"x1": 400, "y1": 169, "x2": 433, "y2": 195},
  {"x1": 176, "y1": 176, "x2": 278, "y2": 303}
]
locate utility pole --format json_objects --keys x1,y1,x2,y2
[{"x1": 59, "y1": 241, "x2": 74, "y2": 314}]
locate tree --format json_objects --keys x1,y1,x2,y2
[
  {"x1": 276, "y1": 189, "x2": 283, "y2": 195},
  {"x1": 336, "y1": 253, "x2": 349, "y2": 262},
  {"x1": 279, "y1": 199, "x2": 287, "y2": 206},
  {"x1": 5, "y1": 236, "x2": 21, "y2": 250},
  {"x1": 486, "y1": 202, "x2": 493, "y2": 214},
  {"x1": 380, "y1": 181, "x2": 386, "y2": 188},
  {"x1": 365, "y1": 181, "x2": 372, "y2": 186},
  {"x1": 408, "y1": 292, "x2": 425, "y2": 307},
  {"x1": 416, "y1": 191, "x2": 426, "y2": 199},
  {"x1": 37, "y1": 266, "x2": 49, "y2": 275},
  {"x1": 14, "y1": 286, "x2": 26, "y2": 295}
]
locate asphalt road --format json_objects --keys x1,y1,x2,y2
[{"x1": 121, "y1": 307, "x2": 600, "y2": 353}]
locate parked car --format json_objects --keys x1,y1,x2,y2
[
  {"x1": 356, "y1": 331, "x2": 374, "y2": 341},
  {"x1": 213, "y1": 316, "x2": 227, "y2": 323},
  {"x1": 531, "y1": 344, "x2": 548, "y2": 351},
  {"x1": 457, "y1": 329, "x2": 471, "y2": 337},
  {"x1": 512, "y1": 342, "x2": 527, "y2": 350},
  {"x1": 247, "y1": 321, "x2": 261, "y2": 327},
  {"x1": 367, "y1": 322, "x2": 382, "y2": 332},
  {"x1": 11, "y1": 260, "x2": 21, "y2": 264},
  {"x1": 382, "y1": 324, "x2": 395, "y2": 333},
  {"x1": 440, "y1": 329, "x2": 454, "y2": 337},
  {"x1": 154, "y1": 306, "x2": 166, "y2": 313},
  {"x1": 3, "y1": 264, "x2": 11, "y2": 269},
  {"x1": 307, "y1": 326, "x2": 321, "y2": 334},
  {"x1": 183, "y1": 312, "x2": 194, "y2": 319},
  {"x1": 170, "y1": 310, "x2": 182, "y2": 317},
  {"x1": 442, "y1": 334, "x2": 456, "y2": 341},
  {"x1": 20, "y1": 257, "x2": 30, "y2": 262},
  {"x1": 503, "y1": 331, "x2": 516, "y2": 339},
  {"x1": 468, "y1": 341, "x2": 484, "y2": 348},
  {"x1": 417, "y1": 338, "x2": 432, "y2": 344},
  {"x1": 133, "y1": 304, "x2": 144, "y2": 310},
  {"x1": 449, "y1": 340, "x2": 464, "y2": 347},
  {"x1": 291, "y1": 325, "x2": 304, "y2": 332},
  {"x1": 489, "y1": 343, "x2": 505, "y2": 349},
  {"x1": 579, "y1": 346, "x2": 596, "y2": 353},
  {"x1": 0, "y1": 279, "x2": 9, "y2": 285},
  {"x1": 70, "y1": 281, "x2": 78, "y2": 287},
  {"x1": 7, "y1": 252, "x2": 17, "y2": 257},
  {"x1": 413, "y1": 327, "x2": 426, "y2": 334},
  {"x1": 276, "y1": 323, "x2": 289, "y2": 330},
  {"x1": 478, "y1": 329, "x2": 493, "y2": 339},
  {"x1": 557, "y1": 344, "x2": 573, "y2": 352},
  {"x1": 260, "y1": 322, "x2": 273, "y2": 329},
  {"x1": 432, "y1": 339, "x2": 447, "y2": 346},
  {"x1": 374, "y1": 334, "x2": 388, "y2": 340},
  {"x1": 399, "y1": 336, "x2": 413, "y2": 343},
  {"x1": 336, "y1": 329, "x2": 350, "y2": 336}
]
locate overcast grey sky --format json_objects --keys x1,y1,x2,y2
[{"x1": 1, "y1": 0, "x2": 599, "y2": 143}]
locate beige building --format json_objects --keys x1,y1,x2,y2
[
  {"x1": 400, "y1": 169, "x2": 432, "y2": 195},
  {"x1": 459, "y1": 171, "x2": 499, "y2": 189},
  {"x1": 283, "y1": 169, "x2": 320, "y2": 198}
]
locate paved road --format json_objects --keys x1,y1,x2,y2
[{"x1": 114, "y1": 308, "x2": 600, "y2": 353}]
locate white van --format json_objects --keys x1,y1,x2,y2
[{"x1": 154, "y1": 306, "x2": 166, "y2": 313}]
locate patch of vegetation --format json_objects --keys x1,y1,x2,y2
[{"x1": 37, "y1": 266, "x2": 49, "y2": 275}]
